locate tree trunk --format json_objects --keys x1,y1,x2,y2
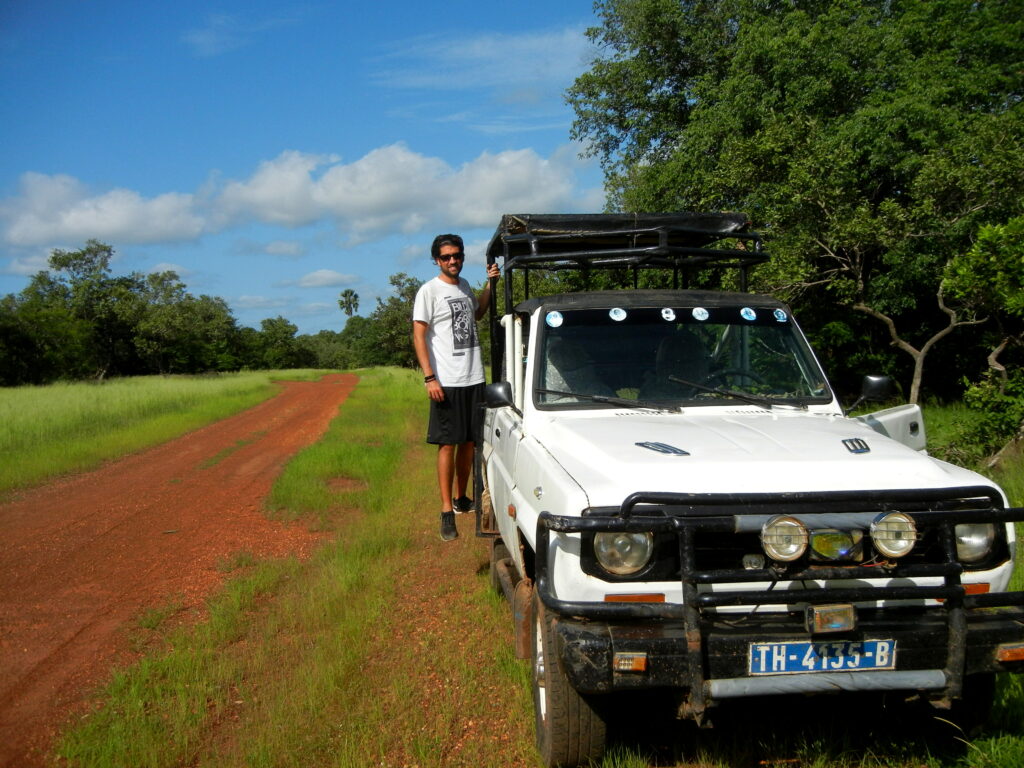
[{"x1": 854, "y1": 289, "x2": 986, "y2": 404}]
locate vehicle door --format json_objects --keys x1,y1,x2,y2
[{"x1": 855, "y1": 403, "x2": 927, "y2": 452}]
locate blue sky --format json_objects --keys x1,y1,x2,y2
[{"x1": 0, "y1": 0, "x2": 606, "y2": 333}]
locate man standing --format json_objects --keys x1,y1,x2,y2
[{"x1": 412, "y1": 234, "x2": 500, "y2": 541}]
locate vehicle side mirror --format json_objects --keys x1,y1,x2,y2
[
  {"x1": 485, "y1": 380, "x2": 514, "y2": 408},
  {"x1": 844, "y1": 375, "x2": 893, "y2": 415}
]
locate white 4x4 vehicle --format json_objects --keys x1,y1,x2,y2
[{"x1": 472, "y1": 214, "x2": 1024, "y2": 767}]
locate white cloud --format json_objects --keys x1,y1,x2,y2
[
  {"x1": 213, "y1": 143, "x2": 595, "y2": 238},
  {"x1": 217, "y1": 151, "x2": 333, "y2": 228},
  {"x1": 3, "y1": 248, "x2": 50, "y2": 276},
  {"x1": 182, "y1": 14, "x2": 246, "y2": 57},
  {"x1": 264, "y1": 240, "x2": 304, "y2": 257},
  {"x1": 373, "y1": 26, "x2": 593, "y2": 93},
  {"x1": 0, "y1": 144, "x2": 602, "y2": 254},
  {"x1": 149, "y1": 262, "x2": 190, "y2": 277},
  {"x1": 1, "y1": 172, "x2": 203, "y2": 247},
  {"x1": 370, "y1": 26, "x2": 595, "y2": 136},
  {"x1": 294, "y1": 269, "x2": 358, "y2": 288},
  {"x1": 233, "y1": 295, "x2": 287, "y2": 310},
  {"x1": 181, "y1": 12, "x2": 300, "y2": 58},
  {"x1": 289, "y1": 302, "x2": 336, "y2": 317}
]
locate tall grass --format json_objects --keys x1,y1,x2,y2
[{"x1": 0, "y1": 370, "x2": 328, "y2": 495}]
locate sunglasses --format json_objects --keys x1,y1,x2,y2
[{"x1": 437, "y1": 252, "x2": 464, "y2": 262}]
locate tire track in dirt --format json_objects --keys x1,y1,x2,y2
[{"x1": 0, "y1": 373, "x2": 358, "y2": 768}]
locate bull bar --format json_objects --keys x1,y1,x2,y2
[{"x1": 532, "y1": 486, "x2": 1024, "y2": 719}]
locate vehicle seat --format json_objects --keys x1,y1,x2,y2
[
  {"x1": 543, "y1": 338, "x2": 614, "y2": 400},
  {"x1": 638, "y1": 331, "x2": 710, "y2": 399}
]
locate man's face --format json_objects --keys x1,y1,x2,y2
[{"x1": 436, "y1": 243, "x2": 464, "y2": 278}]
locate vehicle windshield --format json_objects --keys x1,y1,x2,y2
[{"x1": 536, "y1": 303, "x2": 832, "y2": 408}]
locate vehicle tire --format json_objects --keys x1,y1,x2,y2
[
  {"x1": 489, "y1": 538, "x2": 510, "y2": 594},
  {"x1": 531, "y1": 591, "x2": 606, "y2": 767}
]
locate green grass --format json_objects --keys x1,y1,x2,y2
[
  {"x1": 45, "y1": 385, "x2": 1024, "y2": 767},
  {"x1": 0, "y1": 370, "x2": 330, "y2": 495},
  {"x1": 55, "y1": 368, "x2": 429, "y2": 767}
]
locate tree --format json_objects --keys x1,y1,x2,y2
[
  {"x1": 568, "y1": 0, "x2": 1024, "y2": 402},
  {"x1": 258, "y1": 316, "x2": 306, "y2": 369},
  {"x1": 338, "y1": 289, "x2": 360, "y2": 317},
  {"x1": 297, "y1": 330, "x2": 353, "y2": 369},
  {"x1": 134, "y1": 272, "x2": 240, "y2": 374},
  {"x1": 366, "y1": 273, "x2": 422, "y2": 368},
  {"x1": 946, "y1": 215, "x2": 1024, "y2": 388}
]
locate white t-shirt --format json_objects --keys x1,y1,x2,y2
[{"x1": 412, "y1": 276, "x2": 485, "y2": 387}]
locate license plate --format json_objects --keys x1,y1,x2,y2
[{"x1": 749, "y1": 639, "x2": 897, "y2": 675}]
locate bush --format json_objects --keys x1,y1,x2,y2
[{"x1": 932, "y1": 370, "x2": 1024, "y2": 467}]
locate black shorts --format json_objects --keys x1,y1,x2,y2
[{"x1": 427, "y1": 383, "x2": 485, "y2": 445}]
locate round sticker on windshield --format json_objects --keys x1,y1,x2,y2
[
  {"x1": 545, "y1": 311, "x2": 564, "y2": 328},
  {"x1": 692, "y1": 307, "x2": 709, "y2": 322},
  {"x1": 773, "y1": 308, "x2": 788, "y2": 323},
  {"x1": 609, "y1": 307, "x2": 627, "y2": 322},
  {"x1": 661, "y1": 308, "x2": 676, "y2": 322},
  {"x1": 741, "y1": 307, "x2": 758, "y2": 321}
]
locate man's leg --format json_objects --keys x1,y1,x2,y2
[
  {"x1": 437, "y1": 443, "x2": 456, "y2": 511},
  {"x1": 453, "y1": 440, "x2": 474, "y2": 507},
  {"x1": 437, "y1": 444, "x2": 459, "y2": 541}
]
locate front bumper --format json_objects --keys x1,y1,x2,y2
[
  {"x1": 535, "y1": 486, "x2": 1024, "y2": 714},
  {"x1": 553, "y1": 607, "x2": 1024, "y2": 696}
]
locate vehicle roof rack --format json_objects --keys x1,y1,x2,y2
[
  {"x1": 482, "y1": 213, "x2": 768, "y2": 379},
  {"x1": 485, "y1": 213, "x2": 766, "y2": 285}
]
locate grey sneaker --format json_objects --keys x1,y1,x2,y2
[
  {"x1": 440, "y1": 510, "x2": 458, "y2": 541},
  {"x1": 453, "y1": 495, "x2": 473, "y2": 514}
]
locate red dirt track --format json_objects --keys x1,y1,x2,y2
[{"x1": 0, "y1": 373, "x2": 359, "y2": 767}]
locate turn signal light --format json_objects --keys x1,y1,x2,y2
[
  {"x1": 613, "y1": 652, "x2": 648, "y2": 672},
  {"x1": 996, "y1": 643, "x2": 1024, "y2": 663}
]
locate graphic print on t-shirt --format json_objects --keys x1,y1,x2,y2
[{"x1": 447, "y1": 296, "x2": 475, "y2": 356}]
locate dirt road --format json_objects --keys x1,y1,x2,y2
[{"x1": 0, "y1": 373, "x2": 358, "y2": 767}]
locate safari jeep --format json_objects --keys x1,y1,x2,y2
[{"x1": 472, "y1": 213, "x2": 1024, "y2": 767}]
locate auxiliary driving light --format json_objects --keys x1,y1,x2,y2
[
  {"x1": 594, "y1": 531, "x2": 654, "y2": 575},
  {"x1": 809, "y1": 529, "x2": 864, "y2": 562},
  {"x1": 805, "y1": 603, "x2": 857, "y2": 634},
  {"x1": 761, "y1": 516, "x2": 808, "y2": 562},
  {"x1": 870, "y1": 512, "x2": 917, "y2": 558},
  {"x1": 955, "y1": 523, "x2": 996, "y2": 563}
]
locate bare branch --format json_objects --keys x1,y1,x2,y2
[{"x1": 853, "y1": 302, "x2": 920, "y2": 356}]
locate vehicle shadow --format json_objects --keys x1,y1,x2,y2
[{"x1": 600, "y1": 686, "x2": 1010, "y2": 766}]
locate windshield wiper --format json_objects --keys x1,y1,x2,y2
[
  {"x1": 536, "y1": 388, "x2": 679, "y2": 413},
  {"x1": 667, "y1": 376, "x2": 807, "y2": 411}
]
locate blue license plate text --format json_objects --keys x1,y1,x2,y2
[{"x1": 748, "y1": 639, "x2": 897, "y2": 675}]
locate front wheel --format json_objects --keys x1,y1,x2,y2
[{"x1": 532, "y1": 592, "x2": 606, "y2": 767}]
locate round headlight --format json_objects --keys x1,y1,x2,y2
[
  {"x1": 761, "y1": 516, "x2": 808, "y2": 562},
  {"x1": 870, "y1": 512, "x2": 917, "y2": 558},
  {"x1": 594, "y1": 531, "x2": 654, "y2": 575},
  {"x1": 955, "y1": 523, "x2": 995, "y2": 564}
]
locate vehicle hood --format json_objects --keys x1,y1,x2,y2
[{"x1": 534, "y1": 409, "x2": 990, "y2": 508}]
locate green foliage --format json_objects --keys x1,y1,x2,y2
[
  {"x1": 568, "y1": 0, "x2": 1024, "y2": 401},
  {"x1": 338, "y1": 288, "x2": 359, "y2": 317},
  {"x1": 925, "y1": 369, "x2": 1024, "y2": 467},
  {"x1": 962, "y1": 370, "x2": 1024, "y2": 452},
  {"x1": 0, "y1": 236, "x2": 445, "y2": 383},
  {"x1": 946, "y1": 216, "x2": 1024, "y2": 320}
]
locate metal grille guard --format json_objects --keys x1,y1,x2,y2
[
  {"x1": 533, "y1": 486, "x2": 1024, "y2": 714},
  {"x1": 535, "y1": 486, "x2": 1024, "y2": 620}
]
